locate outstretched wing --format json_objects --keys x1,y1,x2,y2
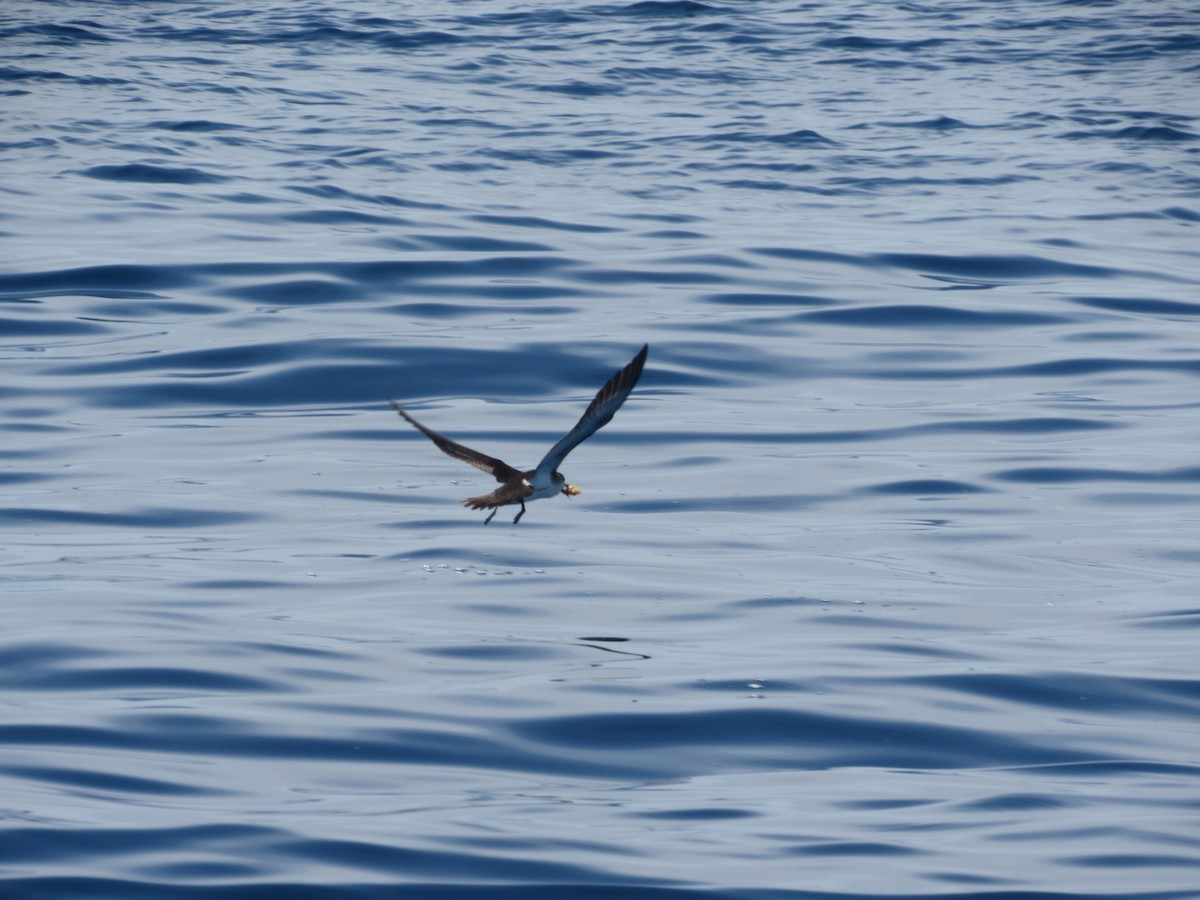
[
  {"x1": 390, "y1": 400, "x2": 522, "y2": 484},
  {"x1": 533, "y1": 343, "x2": 648, "y2": 482}
]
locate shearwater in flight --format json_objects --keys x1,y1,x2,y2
[{"x1": 390, "y1": 344, "x2": 648, "y2": 524}]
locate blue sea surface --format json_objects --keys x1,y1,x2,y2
[{"x1": 2, "y1": 1, "x2": 1199, "y2": 897}]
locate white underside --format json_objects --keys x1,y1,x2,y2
[{"x1": 523, "y1": 474, "x2": 563, "y2": 502}]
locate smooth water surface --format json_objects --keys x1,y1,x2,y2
[{"x1": 2, "y1": 1, "x2": 1199, "y2": 897}]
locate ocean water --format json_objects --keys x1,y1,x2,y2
[{"x1": 2, "y1": 1, "x2": 1199, "y2": 897}]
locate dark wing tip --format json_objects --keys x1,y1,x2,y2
[
  {"x1": 603, "y1": 342, "x2": 649, "y2": 405},
  {"x1": 389, "y1": 400, "x2": 431, "y2": 434},
  {"x1": 628, "y1": 343, "x2": 648, "y2": 375},
  {"x1": 629, "y1": 342, "x2": 648, "y2": 375}
]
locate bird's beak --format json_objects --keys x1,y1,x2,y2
[{"x1": 563, "y1": 484, "x2": 581, "y2": 496}]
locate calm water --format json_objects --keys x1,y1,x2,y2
[{"x1": 3, "y1": 1, "x2": 1199, "y2": 897}]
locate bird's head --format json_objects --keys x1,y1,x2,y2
[{"x1": 562, "y1": 484, "x2": 581, "y2": 497}]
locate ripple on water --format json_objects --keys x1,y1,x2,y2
[{"x1": 3, "y1": 1, "x2": 1200, "y2": 897}]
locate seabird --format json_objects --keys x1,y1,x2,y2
[{"x1": 390, "y1": 343, "x2": 648, "y2": 524}]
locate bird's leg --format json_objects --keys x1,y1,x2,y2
[
  {"x1": 512, "y1": 501, "x2": 526, "y2": 524},
  {"x1": 483, "y1": 508, "x2": 497, "y2": 525}
]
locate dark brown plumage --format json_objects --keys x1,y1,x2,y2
[{"x1": 390, "y1": 344, "x2": 648, "y2": 524}]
